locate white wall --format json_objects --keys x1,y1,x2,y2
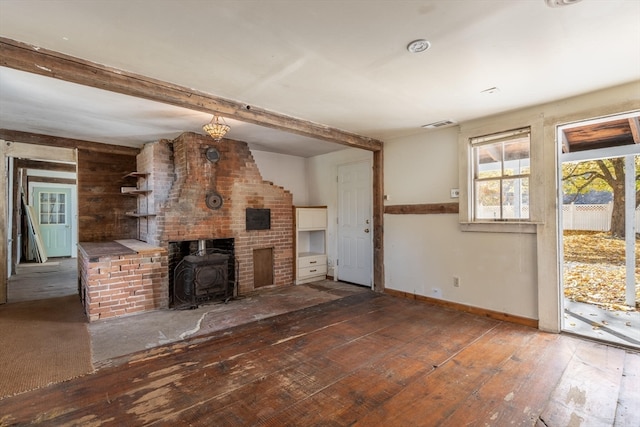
[
  {"x1": 250, "y1": 150, "x2": 309, "y2": 205},
  {"x1": 384, "y1": 127, "x2": 538, "y2": 318},
  {"x1": 383, "y1": 81, "x2": 640, "y2": 327},
  {"x1": 251, "y1": 146, "x2": 374, "y2": 277},
  {"x1": 251, "y1": 82, "x2": 639, "y2": 328}
]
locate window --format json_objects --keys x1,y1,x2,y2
[
  {"x1": 471, "y1": 127, "x2": 530, "y2": 221},
  {"x1": 39, "y1": 191, "x2": 67, "y2": 225}
]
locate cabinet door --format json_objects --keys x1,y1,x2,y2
[{"x1": 297, "y1": 208, "x2": 327, "y2": 230}]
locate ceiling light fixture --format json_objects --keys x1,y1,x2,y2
[
  {"x1": 407, "y1": 39, "x2": 431, "y2": 53},
  {"x1": 203, "y1": 115, "x2": 231, "y2": 141}
]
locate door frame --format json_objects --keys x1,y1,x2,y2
[
  {"x1": 337, "y1": 159, "x2": 374, "y2": 288},
  {"x1": 0, "y1": 140, "x2": 77, "y2": 304},
  {"x1": 29, "y1": 182, "x2": 78, "y2": 259},
  {"x1": 556, "y1": 114, "x2": 639, "y2": 332}
]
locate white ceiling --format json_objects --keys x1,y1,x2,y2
[{"x1": 0, "y1": 0, "x2": 639, "y2": 157}]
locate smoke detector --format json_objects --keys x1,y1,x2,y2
[
  {"x1": 545, "y1": 0, "x2": 582, "y2": 7},
  {"x1": 422, "y1": 119, "x2": 457, "y2": 129}
]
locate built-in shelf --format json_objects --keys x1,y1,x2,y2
[
  {"x1": 125, "y1": 212, "x2": 156, "y2": 218},
  {"x1": 121, "y1": 189, "x2": 152, "y2": 195},
  {"x1": 123, "y1": 172, "x2": 149, "y2": 179},
  {"x1": 123, "y1": 172, "x2": 153, "y2": 240},
  {"x1": 294, "y1": 206, "x2": 328, "y2": 285}
]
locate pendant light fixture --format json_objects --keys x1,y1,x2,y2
[{"x1": 203, "y1": 115, "x2": 230, "y2": 141}]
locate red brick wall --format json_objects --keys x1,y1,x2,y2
[
  {"x1": 79, "y1": 249, "x2": 168, "y2": 322},
  {"x1": 138, "y1": 132, "x2": 294, "y2": 295}
]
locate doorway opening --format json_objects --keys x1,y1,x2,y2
[
  {"x1": 3, "y1": 145, "x2": 78, "y2": 304},
  {"x1": 558, "y1": 112, "x2": 639, "y2": 349}
]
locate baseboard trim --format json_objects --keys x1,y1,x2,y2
[{"x1": 384, "y1": 288, "x2": 539, "y2": 329}]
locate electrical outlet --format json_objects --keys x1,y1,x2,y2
[
  {"x1": 453, "y1": 276, "x2": 460, "y2": 287},
  {"x1": 450, "y1": 188, "x2": 460, "y2": 198},
  {"x1": 431, "y1": 287, "x2": 442, "y2": 298}
]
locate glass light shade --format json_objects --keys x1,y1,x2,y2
[{"x1": 203, "y1": 116, "x2": 230, "y2": 141}]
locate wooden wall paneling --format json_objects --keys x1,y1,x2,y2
[{"x1": 77, "y1": 149, "x2": 138, "y2": 242}]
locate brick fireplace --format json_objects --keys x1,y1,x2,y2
[{"x1": 138, "y1": 132, "x2": 294, "y2": 299}]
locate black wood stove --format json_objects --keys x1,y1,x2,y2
[{"x1": 173, "y1": 251, "x2": 233, "y2": 309}]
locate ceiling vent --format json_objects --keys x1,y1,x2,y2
[
  {"x1": 422, "y1": 120, "x2": 457, "y2": 129},
  {"x1": 545, "y1": 0, "x2": 582, "y2": 7}
]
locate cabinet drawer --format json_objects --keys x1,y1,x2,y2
[
  {"x1": 298, "y1": 255, "x2": 327, "y2": 268},
  {"x1": 298, "y1": 264, "x2": 327, "y2": 279}
]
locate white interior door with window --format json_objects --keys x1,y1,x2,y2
[
  {"x1": 31, "y1": 185, "x2": 76, "y2": 258},
  {"x1": 337, "y1": 161, "x2": 372, "y2": 287}
]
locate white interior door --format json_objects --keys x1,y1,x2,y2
[
  {"x1": 337, "y1": 161, "x2": 372, "y2": 287},
  {"x1": 33, "y1": 187, "x2": 73, "y2": 258}
]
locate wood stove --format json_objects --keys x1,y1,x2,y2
[{"x1": 171, "y1": 239, "x2": 236, "y2": 309}]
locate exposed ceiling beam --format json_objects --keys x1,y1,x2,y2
[
  {"x1": 0, "y1": 37, "x2": 383, "y2": 152},
  {"x1": 0, "y1": 129, "x2": 140, "y2": 156}
]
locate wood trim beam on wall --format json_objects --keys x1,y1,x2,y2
[
  {"x1": 0, "y1": 37, "x2": 383, "y2": 152},
  {"x1": 373, "y1": 150, "x2": 384, "y2": 292},
  {"x1": 0, "y1": 130, "x2": 140, "y2": 157},
  {"x1": 15, "y1": 158, "x2": 77, "y2": 173},
  {"x1": 384, "y1": 202, "x2": 459, "y2": 215},
  {"x1": 27, "y1": 177, "x2": 77, "y2": 186}
]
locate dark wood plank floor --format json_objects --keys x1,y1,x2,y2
[{"x1": 1, "y1": 292, "x2": 638, "y2": 426}]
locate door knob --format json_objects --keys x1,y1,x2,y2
[{"x1": 364, "y1": 228, "x2": 370, "y2": 233}]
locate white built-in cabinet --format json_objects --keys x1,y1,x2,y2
[{"x1": 294, "y1": 206, "x2": 327, "y2": 284}]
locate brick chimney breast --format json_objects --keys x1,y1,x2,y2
[{"x1": 138, "y1": 132, "x2": 294, "y2": 295}]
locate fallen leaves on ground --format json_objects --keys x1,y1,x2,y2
[{"x1": 563, "y1": 231, "x2": 639, "y2": 312}]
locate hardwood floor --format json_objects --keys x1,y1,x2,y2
[{"x1": 1, "y1": 292, "x2": 638, "y2": 426}]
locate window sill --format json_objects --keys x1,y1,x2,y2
[{"x1": 459, "y1": 221, "x2": 540, "y2": 234}]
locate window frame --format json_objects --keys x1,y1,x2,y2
[
  {"x1": 458, "y1": 115, "x2": 543, "y2": 233},
  {"x1": 471, "y1": 127, "x2": 531, "y2": 222}
]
